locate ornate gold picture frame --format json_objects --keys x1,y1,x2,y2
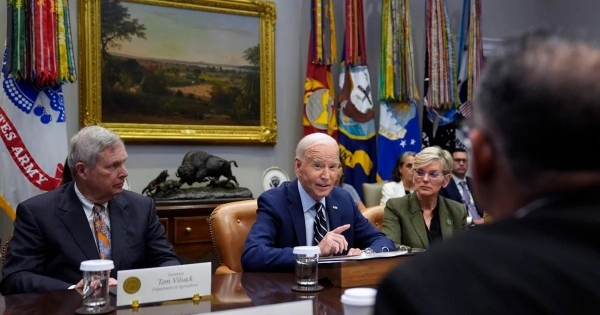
[{"x1": 78, "y1": 0, "x2": 276, "y2": 143}]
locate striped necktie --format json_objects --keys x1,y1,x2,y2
[
  {"x1": 92, "y1": 204, "x2": 112, "y2": 259},
  {"x1": 313, "y1": 202, "x2": 328, "y2": 245},
  {"x1": 458, "y1": 181, "x2": 481, "y2": 219}
]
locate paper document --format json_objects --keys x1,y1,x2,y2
[{"x1": 318, "y1": 250, "x2": 410, "y2": 264}]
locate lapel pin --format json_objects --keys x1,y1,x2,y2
[
  {"x1": 446, "y1": 219, "x2": 452, "y2": 226},
  {"x1": 332, "y1": 206, "x2": 338, "y2": 210}
]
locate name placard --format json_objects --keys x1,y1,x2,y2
[{"x1": 116, "y1": 262, "x2": 211, "y2": 307}]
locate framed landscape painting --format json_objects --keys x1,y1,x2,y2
[{"x1": 78, "y1": 0, "x2": 277, "y2": 143}]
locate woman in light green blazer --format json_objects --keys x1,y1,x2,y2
[{"x1": 383, "y1": 146, "x2": 468, "y2": 250}]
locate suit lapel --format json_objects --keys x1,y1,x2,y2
[
  {"x1": 325, "y1": 196, "x2": 341, "y2": 231},
  {"x1": 408, "y1": 194, "x2": 428, "y2": 248},
  {"x1": 59, "y1": 183, "x2": 100, "y2": 260},
  {"x1": 108, "y1": 195, "x2": 130, "y2": 271},
  {"x1": 447, "y1": 180, "x2": 463, "y2": 202},
  {"x1": 287, "y1": 180, "x2": 307, "y2": 246},
  {"x1": 438, "y1": 197, "x2": 453, "y2": 239}
]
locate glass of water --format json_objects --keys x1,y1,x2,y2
[
  {"x1": 80, "y1": 260, "x2": 114, "y2": 312},
  {"x1": 293, "y1": 246, "x2": 321, "y2": 287}
]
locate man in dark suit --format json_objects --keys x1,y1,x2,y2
[
  {"x1": 440, "y1": 148, "x2": 484, "y2": 226},
  {"x1": 241, "y1": 133, "x2": 394, "y2": 272},
  {"x1": 375, "y1": 29, "x2": 600, "y2": 314},
  {"x1": 1, "y1": 126, "x2": 180, "y2": 295}
]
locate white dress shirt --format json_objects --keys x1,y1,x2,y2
[
  {"x1": 74, "y1": 183, "x2": 111, "y2": 245},
  {"x1": 298, "y1": 182, "x2": 329, "y2": 246},
  {"x1": 69, "y1": 184, "x2": 111, "y2": 288}
]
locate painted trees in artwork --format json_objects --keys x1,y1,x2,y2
[{"x1": 100, "y1": 1, "x2": 262, "y2": 125}]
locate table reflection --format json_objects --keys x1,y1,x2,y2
[
  {"x1": 0, "y1": 273, "x2": 345, "y2": 315},
  {"x1": 240, "y1": 272, "x2": 341, "y2": 315},
  {"x1": 2, "y1": 289, "x2": 82, "y2": 315}
]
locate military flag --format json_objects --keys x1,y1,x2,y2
[
  {"x1": 303, "y1": 0, "x2": 338, "y2": 138},
  {"x1": 421, "y1": 0, "x2": 458, "y2": 151},
  {"x1": 0, "y1": 0, "x2": 75, "y2": 220},
  {"x1": 377, "y1": 0, "x2": 420, "y2": 181},
  {"x1": 455, "y1": 0, "x2": 483, "y2": 151},
  {"x1": 338, "y1": 0, "x2": 376, "y2": 200}
]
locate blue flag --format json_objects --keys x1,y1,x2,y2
[
  {"x1": 377, "y1": 0, "x2": 421, "y2": 180},
  {"x1": 377, "y1": 100, "x2": 421, "y2": 181},
  {"x1": 338, "y1": 65, "x2": 377, "y2": 201}
]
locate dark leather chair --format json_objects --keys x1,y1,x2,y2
[{"x1": 209, "y1": 199, "x2": 257, "y2": 274}]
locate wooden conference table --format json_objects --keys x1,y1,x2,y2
[{"x1": 0, "y1": 272, "x2": 365, "y2": 315}]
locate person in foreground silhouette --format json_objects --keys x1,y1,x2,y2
[{"x1": 375, "y1": 29, "x2": 600, "y2": 314}]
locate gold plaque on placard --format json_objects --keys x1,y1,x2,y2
[{"x1": 123, "y1": 277, "x2": 142, "y2": 294}]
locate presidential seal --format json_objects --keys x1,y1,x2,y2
[{"x1": 123, "y1": 277, "x2": 141, "y2": 294}]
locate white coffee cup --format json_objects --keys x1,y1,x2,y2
[{"x1": 341, "y1": 287, "x2": 377, "y2": 315}]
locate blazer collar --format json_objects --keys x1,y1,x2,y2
[
  {"x1": 108, "y1": 194, "x2": 130, "y2": 271},
  {"x1": 286, "y1": 179, "x2": 341, "y2": 245},
  {"x1": 408, "y1": 194, "x2": 428, "y2": 248},
  {"x1": 58, "y1": 183, "x2": 130, "y2": 269},
  {"x1": 287, "y1": 179, "x2": 307, "y2": 246},
  {"x1": 325, "y1": 194, "x2": 341, "y2": 233},
  {"x1": 445, "y1": 179, "x2": 462, "y2": 202},
  {"x1": 59, "y1": 183, "x2": 101, "y2": 260},
  {"x1": 407, "y1": 193, "x2": 455, "y2": 248}
]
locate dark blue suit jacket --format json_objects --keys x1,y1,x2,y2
[
  {"x1": 0, "y1": 182, "x2": 180, "y2": 295},
  {"x1": 241, "y1": 179, "x2": 394, "y2": 272},
  {"x1": 440, "y1": 177, "x2": 483, "y2": 217}
]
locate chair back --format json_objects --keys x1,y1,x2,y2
[
  {"x1": 209, "y1": 199, "x2": 258, "y2": 274},
  {"x1": 362, "y1": 181, "x2": 387, "y2": 208},
  {"x1": 362, "y1": 205, "x2": 385, "y2": 231}
]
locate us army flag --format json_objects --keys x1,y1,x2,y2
[{"x1": 0, "y1": 48, "x2": 67, "y2": 220}]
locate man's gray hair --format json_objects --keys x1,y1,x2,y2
[
  {"x1": 295, "y1": 133, "x2": 338, "y2": 161},
  {"x1": 67, "y1": 126, "x2": 123, "y2": 172}
]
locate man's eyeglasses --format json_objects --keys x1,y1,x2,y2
[
  {"x1": 453, "y1": 158, "x2": 468, "y2": 164},
  {"x1": 414, "y1": 170, "x2": 447, "y2": 179}
]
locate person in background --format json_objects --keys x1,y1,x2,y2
[
  {"x1": 336, "y1": 152, "x2": 367, "y2": 212},
  {"x1": 1, "y1": 126, "x2": 179, "y2": 295},
  {"x1": 382, "y1": 146, "x2": 467, "y2": 250},
  {"x1": 440, "y1": 148, "x2": 484, "y2": 226},
  {"x1": 375, "y1": 29, "x2": 600, "y2": 314},
  {"x1": 380, "y1": 152, "x2": 416, "y2": 205},
  {"x1": 241, "y1": 133, "x2": 394, "y2": 272}
]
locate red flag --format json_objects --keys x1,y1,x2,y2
[
  {"x1": 303, "y1": 39, "x2": 337, "y2": 138},
  {"x1": 302, "y1": 0, "x2": 337, "y2": 138}
]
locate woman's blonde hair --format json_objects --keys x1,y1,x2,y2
[{"x1": 413, "y1": 146, "x2": 453, "y2": 173}]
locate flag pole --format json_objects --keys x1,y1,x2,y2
[{"x1": 0, "y1": 194, "x2": 17, "y2": 221}]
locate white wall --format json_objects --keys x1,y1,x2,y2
[
  {"x1": 546, "y1": 0, "x2": 600, "y2": 37},
  {"x1": 0, "y1": 0, "x2": 550, "y2": 253}
]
